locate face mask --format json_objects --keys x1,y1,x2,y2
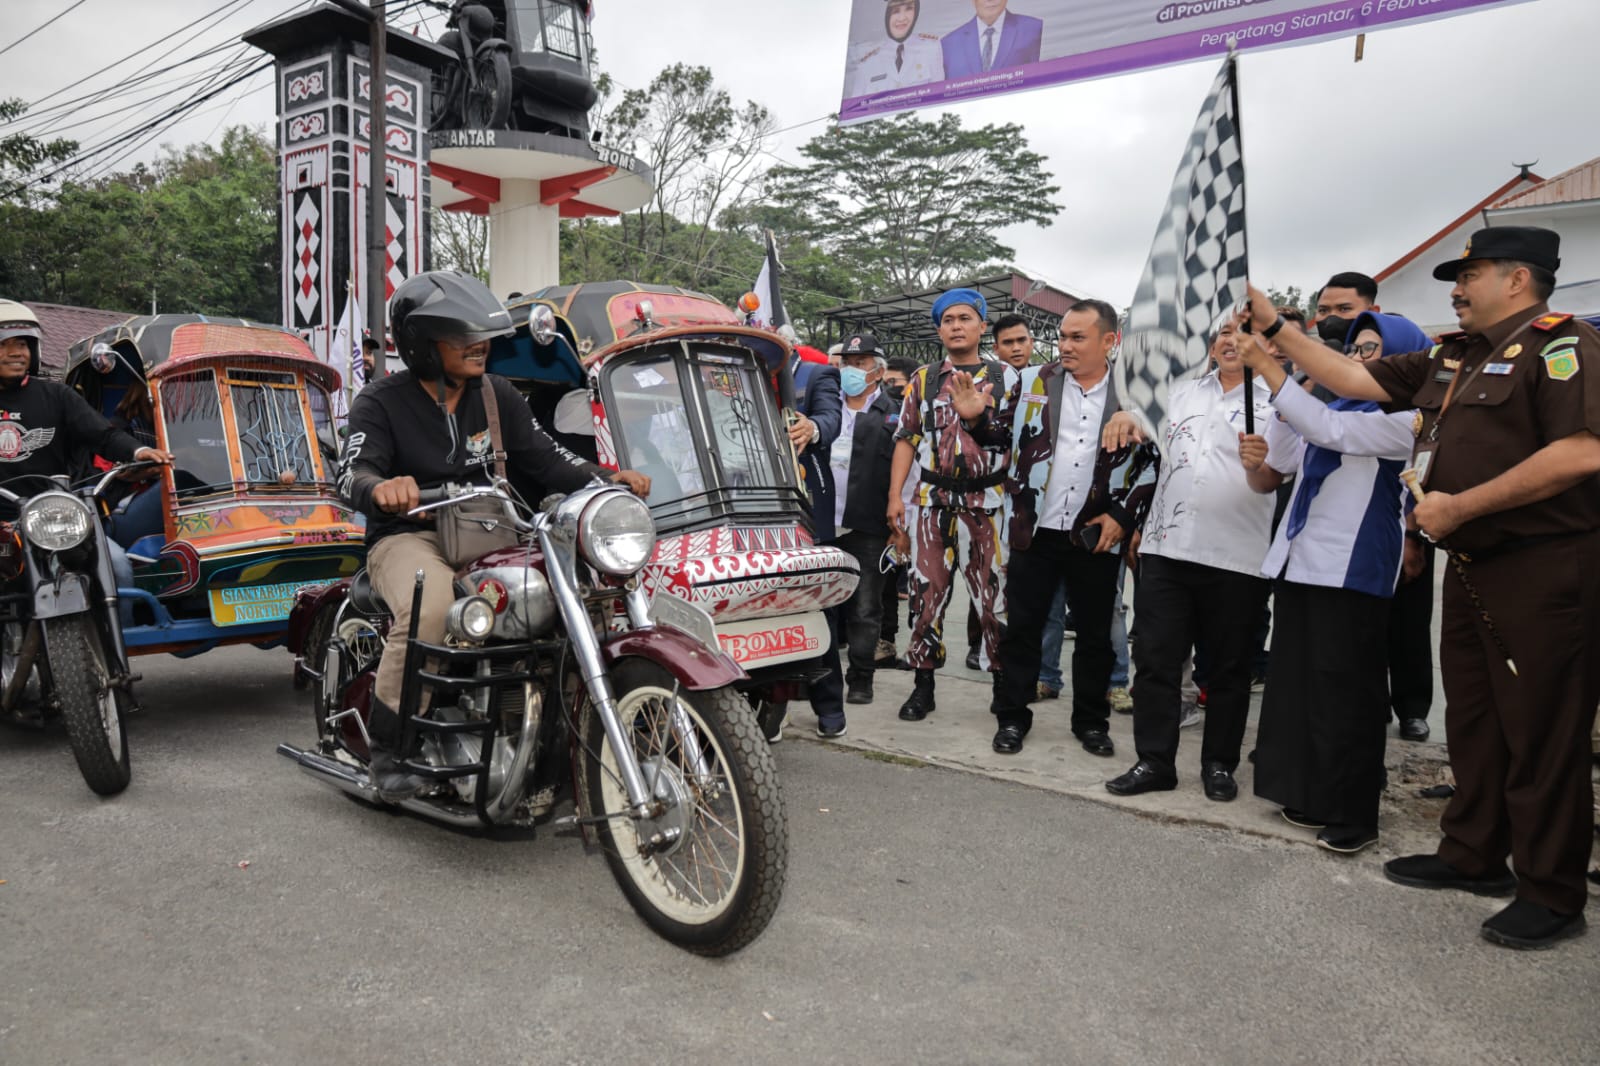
[
  {"x1": 840, "y1": 366, "x2": 875, "y2": 397},
  {"x1": 885, "y1": 384, "x2": 906, "y2": 403},
  {"x1": 1316, "y1": 315, "x2": 1353, "y2": 345}
]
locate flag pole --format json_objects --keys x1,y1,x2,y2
[{"x1": 1226, "y1": 39, "x2": 1254, "y2": 435}]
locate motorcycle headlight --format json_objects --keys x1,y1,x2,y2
[
  {"x1": 445, "y1": 595, "x2": 497, "y2": 644},
  {"x1": 577, "y1": 492, "x2": 655, "y2": 576},
  {"x1": 21, "y1": 493, "x2": 93, "y2": 552}
]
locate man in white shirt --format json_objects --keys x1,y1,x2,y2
[
  {"x1": 953, "y1": 300, "x2": 1158, "y2": 755},
  {"x1": 1103, "y1": 316, "x2": 1276, "y2": 801}
]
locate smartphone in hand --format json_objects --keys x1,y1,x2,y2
[{"x1": 1078, "y1": 525, "x2": 1102, "y2": 553}]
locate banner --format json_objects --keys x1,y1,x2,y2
[{"x1": 839, "y1": 0, "x2": 1532, "y2": 123}]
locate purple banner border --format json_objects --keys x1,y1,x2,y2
[{"x1": 839, "y1": 0, "x2": 1531, "y2": 124}]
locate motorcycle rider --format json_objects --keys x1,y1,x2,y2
[
  {"x1": 0, "y1": 301, "x2": 172, "y2": 558},
  {"x1": 338, "y1": 271, "x2": 649, "y2": 801}
]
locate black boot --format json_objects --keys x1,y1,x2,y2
[
  {"x1": 989, "y1": 670, "x2": 1006, "y2": 716},
  {"x1": 899, "y1": 668, "x2": 936, "y2": 721},
  {"x1": 367, "y1": 698, "x2": 426, "y2": 803},
  {"x1": 845, "y1": 667, "x2": 874, "y2": 705}
]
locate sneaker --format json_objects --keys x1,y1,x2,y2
[
  {"x1": 874, "y1": 639, "x2": 899, "y2": 667},
  {"x1": 816, "y1": 720, "x2": 848, "y2": 739},
  {"x1": 1178, "y1": 704, "x2": 1202, "y2": 729},
  {"x1": 1107, "y1": 686, "x2": 1133, "y2": 714},
  {"x1": 1481, "y1": 900, "x2": 1587, "y2": 950},
  {"x1": 1035, "y1": 682, "x2": 1060, "y2": 701},
  {"x1": 761, "y1": 702, "x2": 788, "y2": 744}
]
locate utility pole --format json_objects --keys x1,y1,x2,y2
[{"x1": 331, "y1": 0, "x2": 390, "y2": 375}]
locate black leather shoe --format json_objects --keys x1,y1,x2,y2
[
  {"x1": 1399, "y1": 717, "x2": 1431, "y2": 742},
  {"x1": 992, "y1": 723, "x2": 1026, "y2": 754},
  {"x1": 898, "y1": 669, "x2": 936, "y2": 721},
  {"x1": 1317, "y1": 823, "x2": 1379, "y2": 854},
  {"x1": 1077, "y1": 729, "x2": 1114, "y2": 757},
  {"x1": 366, "y1": 699, "x2": 426, "y2": 803},
  {"x1": 965, "y1": 647, "x2": 982, "y2": 671},
  {"x1": 845, "y1": 669, "x2": 873, "y2": 705},
  {"x1": 1105, "y1": 760, "x2": 1177, "y2": 795},
  {"x1": 1383, "y1": 854, "x2": 1517, "y2": 896},
  {"x1": 1481, "y1": 900, "x2": 1587, "y2": 950},
  {"x1": 1201, "y1": 762, "x2": 1237, "y2": 802},
  {"x1": 1281, "y1": 807, "x2": 1326, "y2": 830}
]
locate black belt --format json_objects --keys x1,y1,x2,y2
[{"x1": 919, "y1": 469, "x2": 1006, "y2": 493}]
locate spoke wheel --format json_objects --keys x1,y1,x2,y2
[
  {"x1": 48, "y1": 615, "x2": 131, "y2": 796},
  {"x1": 464, "y1": 50, "x2": 511, "y2": 129},
  {"x1": 582, "y1": 658, "x2": 786, "y2": 955}
]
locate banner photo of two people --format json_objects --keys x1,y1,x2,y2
[{"x1": 837, "y1": 0, "x2": 1531, "y2": 123}]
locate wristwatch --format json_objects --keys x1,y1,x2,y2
[{"x1": 1261, "y1": 315, "x2": 1287, "y2": 340}]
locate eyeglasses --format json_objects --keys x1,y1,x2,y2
[{"x1": 1346, "y1": 341, "x2": 1382, "y2": 359}]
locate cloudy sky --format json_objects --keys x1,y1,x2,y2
[{"x1": 8, "y1": 0, "x2": 1598, "y2": 313}]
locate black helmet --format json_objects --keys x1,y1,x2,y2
[
  {"x1": 389, "y1": 270, "x2": 514, "y2": 379},
  {"x1": 0, "y1": 299, "x2": 42, "y2": 377}
]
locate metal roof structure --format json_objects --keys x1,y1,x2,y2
[{"x1": 817, "y1": 271, "x2": 1079, "y2": 365}]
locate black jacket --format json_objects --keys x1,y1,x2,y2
[
  {"x1": 0, "y1": 377, "x2": 141, "y2": 512},
  {"x1": 339, "y1": 371, "x2": 608, "y2": 547},
  {"x1": 837, "y1": 390, "x2": 898, "y2": 537}
]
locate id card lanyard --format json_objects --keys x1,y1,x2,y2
[{"x1": 1412, "y1": 320, "x2": 1538, "y2": 488}]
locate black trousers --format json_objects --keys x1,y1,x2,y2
[
  {"x1": 1254, "y1": 581, "x2": 1391, "y2": 828},
  {"x1": 809, "y1": 530, "x2": 888, "y2": 722},
  {"x1": 1131, "y1": 555, "x2": 1268, "y2": 775},
  {"x1": 1386, "y1": 542, "x2": 1435, "y2": 721},
  {"x1": 879, "y1": 561, "x2": 904, "y2": 643},
  {"x1": 995, "y1": 528, "x2": 1119, "y2": 735}
]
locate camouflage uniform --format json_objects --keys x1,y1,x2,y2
[{"x1": 896, "y1": 358, "x2": 1014, "y2": 670}]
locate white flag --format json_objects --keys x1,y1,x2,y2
[
  {"x1": 750, "y1": 229, "x2": 789, "y2": 333},
  {"x1": 328, "y1": 286, "x2": 362, "y2": 420},
  {"x1": 1116, "y1": 55, "x2": 1248, "y2": 438}
]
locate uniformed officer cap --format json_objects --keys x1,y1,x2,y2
[
  {"x1": 1432, "y1": 226, "x2": 1561, "y2": 281},
  {"x1": 842, "y1": 332, "x2": 884, "y2": 357}
]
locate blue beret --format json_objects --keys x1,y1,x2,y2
[{"x1": 931, "y1": 288, "x2": 987, "y2": 328}]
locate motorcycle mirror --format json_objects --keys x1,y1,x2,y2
[
  {"x1": 90, "y1": 343, "x2": 118, "y2": 375},
  {"x1": 553, "y1": 389, "x2": 595, "y2": 436},
  {"x1": 528, "y1": 303, "x2": 558, "y2": 345}
]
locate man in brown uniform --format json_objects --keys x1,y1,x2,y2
[{"x1": 1244, "y1": 226, "x2": 1600, "y2": 950}]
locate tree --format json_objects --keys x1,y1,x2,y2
[
  {"x1": 764, "y1": 113, "x2": 1061, "y2": 292},
  {"x1": 601, "y1": 64, "x2": 775, "y2": 290},
  {"x1": 0, "y1": 126, "x2": 278, "y2": 320},
  {"x1": 431, "y1": 207, "x2": 489, "y2": 281},
  {"x1": 1266, "y1": 285, "x2": 1311, "y2": 317},
  {"x1": 0, "y1": 99, "x2": 78, "y2": 201}
]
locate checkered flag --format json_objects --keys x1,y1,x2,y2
[{"x1": 1116, "y1": 55, "x2": 1247, "y2": 438}]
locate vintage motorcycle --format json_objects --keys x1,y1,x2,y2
[
  {"x1": 279, "y1": 480, "x2": 787, "y2": 955},
  {"x1": 0, "y1": 464, "x2": 154, "y2": 796}
]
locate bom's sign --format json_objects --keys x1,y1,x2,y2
[
  {"x1": 716, "y1": 615, "x2": 827, "y2": 667},
  {"x1": 838, "y1": 0, "x2": 1531, "y2": 123}
]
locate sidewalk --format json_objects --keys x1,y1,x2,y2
[{"x1": 778, "y1": 578, "x2": 1458, "y2": 858}]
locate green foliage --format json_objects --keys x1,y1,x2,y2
[
  {"x1": 765, "y1": 113, "x2": 1061, "y2": 292},
  {"x1": 1266, "y1": 285, "x2": 1311, "y2": 317},
  {"x1": 0, "y1": 126, "x2": 278, "y2": 320},
  {"x1": 0, "y1": 99, "x2": 79, "y2": 200}
]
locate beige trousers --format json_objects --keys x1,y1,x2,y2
[{"x1": 367, "y1": 530, "x2": 457, "y2": 710}]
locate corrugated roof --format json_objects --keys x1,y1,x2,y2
[
  {"x1": 23, "y1": 302, "x2": 135, "y2": 377},
  {"x1": 1492, "y1": 155, "x2": 1600, "y2": 210}
]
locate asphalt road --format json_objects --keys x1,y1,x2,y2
[{"x1": 1, "y1": 646, "x2": 1595, "y2": 1065}]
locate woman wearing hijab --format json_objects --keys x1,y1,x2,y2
[{"x1": 1238, "y1": 311, "x2": 1430, "y2": 854}]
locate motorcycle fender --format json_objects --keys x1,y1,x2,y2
[
  {"x1": 480, "y1": 37, "x2": 512, "y2": 54},
  {"x1": 601, "y1": 628, "x2": 746, "y2": 692},
  {"x1": 285, "y1": 580, "x2": 350, "y2": 656},
  {"x1": 34, "y1": 573, "x2": 90, "y2": 618}
]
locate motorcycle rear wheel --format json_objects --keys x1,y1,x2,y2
[
  {"x1": 49, "y1": 615, "x2": 131, "y2": 796},
  {"x1": 582, "y1": 659, "x2": 787, "y2": 956},
  {"x1": 464, "y1": 50, "x2": 511, "y2": 129}
]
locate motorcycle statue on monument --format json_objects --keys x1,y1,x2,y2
[{"x1": 278, "y1": 477, "x2": 787, "y2": 955}]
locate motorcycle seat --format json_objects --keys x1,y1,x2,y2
[{"x1": 348, "y1": 569, "x2": 387, "y2": 616}]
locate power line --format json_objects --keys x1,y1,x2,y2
[{"x1": 0, "y1": 0, "x2": 91, "y2": 59}]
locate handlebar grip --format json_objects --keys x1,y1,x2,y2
[{"x1": 415, "y1": 486, "x2": 450, "y2": 505}]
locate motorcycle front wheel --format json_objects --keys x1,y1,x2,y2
[
  {"x1": 464, "y1": 50, "x2": 511, "y2": 129},
  {"x1": 581, "y1": 658, "x2": 787, "y2": 956},
  {"x1": 48, "y1": 615, "x2": 131, "y2": 796}
]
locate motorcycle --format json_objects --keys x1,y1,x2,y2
[
  {"x1": 279, "y1": 480, "x2": 787, "y2": 955},
  {"x1": 0, "y1": 464, "x2": 154, "y2": 796},
  {"x1": 432, "y1": 1, "x2": 514, "y2": 129}
]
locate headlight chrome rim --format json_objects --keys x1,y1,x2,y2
[
  {"x1": 576, "y1": 491, "x2": 655, "y2": 576},
  {"x1": 445, "y1": 595, "x2": 497, "y2": 644},
  {"x1": 20, "y1": 492, "x2": 94, "y2": 552}
]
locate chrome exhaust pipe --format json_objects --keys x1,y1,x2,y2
[{"x1": 276, "y1": 742, "x2": 487, "y2": 829}]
